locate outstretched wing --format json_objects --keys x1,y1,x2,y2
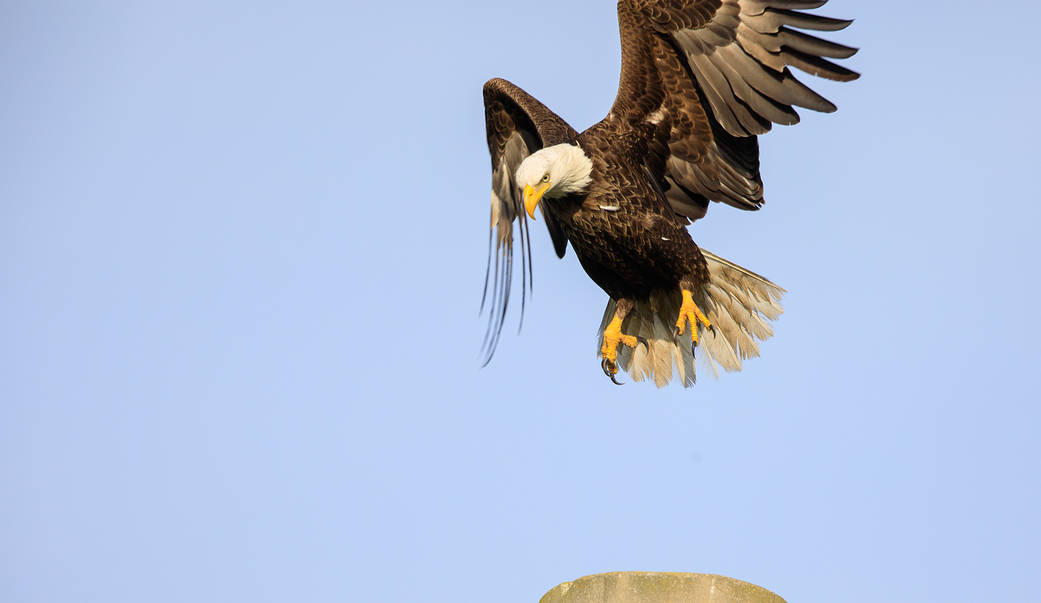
[
  {"x1": 613, "y1": 0, "x2": 858, "y2": 219},
  {"x1": 481, "y1": 78, "x2": 578, "y2": 364}
]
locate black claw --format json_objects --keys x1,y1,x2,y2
[
  {"x1": 692, "y1": 341, "x2": 697, "y2": 358},
  {"x1": 672, "y1": 325, "x2": 682, "y2": 341},
  {"x1": 601, "y1": 358, "x2": 624, "y2": 386},
  {"x1": 635, "y1": 335, "x2": 649, "y2": 349}
]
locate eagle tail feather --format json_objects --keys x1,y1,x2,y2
[{"x1": 597, "y1": 250, "x2": 784, "y2": 388}]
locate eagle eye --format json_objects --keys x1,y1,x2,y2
[{"x1": 541, "y1": 173, "x2": 550, "y2": 183}]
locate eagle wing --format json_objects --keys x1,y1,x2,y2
[
  {"x1": 481, "y1": 78, "x2": 578, "y2": 363},
  {"x1": 613, "y1": 0, "x2": 858, "y2": 218}
]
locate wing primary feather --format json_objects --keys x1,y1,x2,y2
[
  {"x1": 755, "y1": 1, "x2": 826, "y2": 10},
  {"x1": 480, "y1": 226, "x2": 492, "y2": 314},
  {"x1": 501, "y1": 244, "x2": 513, "y2": 338},
  {"x1": 778, "y1": 27, "x2": 858, "y2": 59},
  {"x1": 782, "y1": 46, "x2": 860, "y2": 81},
  {"x1": 771, "y1": 9, "x2": 852, "y2": 32},
  {"x1": 481, "y1": 228, "x2": 514, "y2": 366},
  {"x1": 480, "y1": 241, "x2": 503, "y2": 365},
  {"x1": 482, "y1": 243, "x2": 513, "y2": 366},
  {"x1": 491, "y1": 247, "x2": 507, "y2": 360},
  {"x1": 518, "y1": 200, "x2": 533, "y2": 333},
  {"x1": 518, "y1": 217, "x2": 527, "y2": 333}
]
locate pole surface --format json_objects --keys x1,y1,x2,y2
[{"x1": 540, "y1": 572, "x2": 786, "y2": 603}]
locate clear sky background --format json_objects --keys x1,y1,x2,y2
[{"x1": 4, "y1": 2, "x2": 1040, "y2": 602}]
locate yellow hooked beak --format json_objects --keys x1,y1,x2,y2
[{"x1": 523, "y1": 182, "x2": 551, "y2": 220}]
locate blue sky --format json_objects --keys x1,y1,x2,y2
[{"x1": 4, "y1": 2, "x2": 1040, "y2": 601}]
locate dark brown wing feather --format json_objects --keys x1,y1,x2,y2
[
  {"x1": 613, "y1": 0, "x2": 858, "y2": 218},
  {"x1": 481, "y1": 78, "x2": 577, "y2": 364}
]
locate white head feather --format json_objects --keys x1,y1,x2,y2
[{"x1": 515, "y1": 143, "x2": 593, "y2": 198}]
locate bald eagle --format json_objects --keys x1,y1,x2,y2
[{"x1": 481, "y1": 0, "x2": 858, "y2": 387}]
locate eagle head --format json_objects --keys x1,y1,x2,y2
[{"x1": 515, "y1": 143, "x2": 593, "y2": 219}]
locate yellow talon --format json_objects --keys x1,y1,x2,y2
[
  {"x1": 600, "y1": 315, "x2": 638, "y2": 366},
  {"x1": 675, "y1": 289, "x2": 712, "y2": 346}
]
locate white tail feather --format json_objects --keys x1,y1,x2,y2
[{"x1": 596, "y1": 249, "x2": 785, "y2": 388}]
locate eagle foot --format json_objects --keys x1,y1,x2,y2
[
  {"x1": 602, "y1": 358, "x2": 624, "y2": 386},
  {"x1": 674, "y1": 289, "x2": 712, "y2": 349},
  {"x1": 600, "y1": 315, "x2": 641, "y2": 385}
]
